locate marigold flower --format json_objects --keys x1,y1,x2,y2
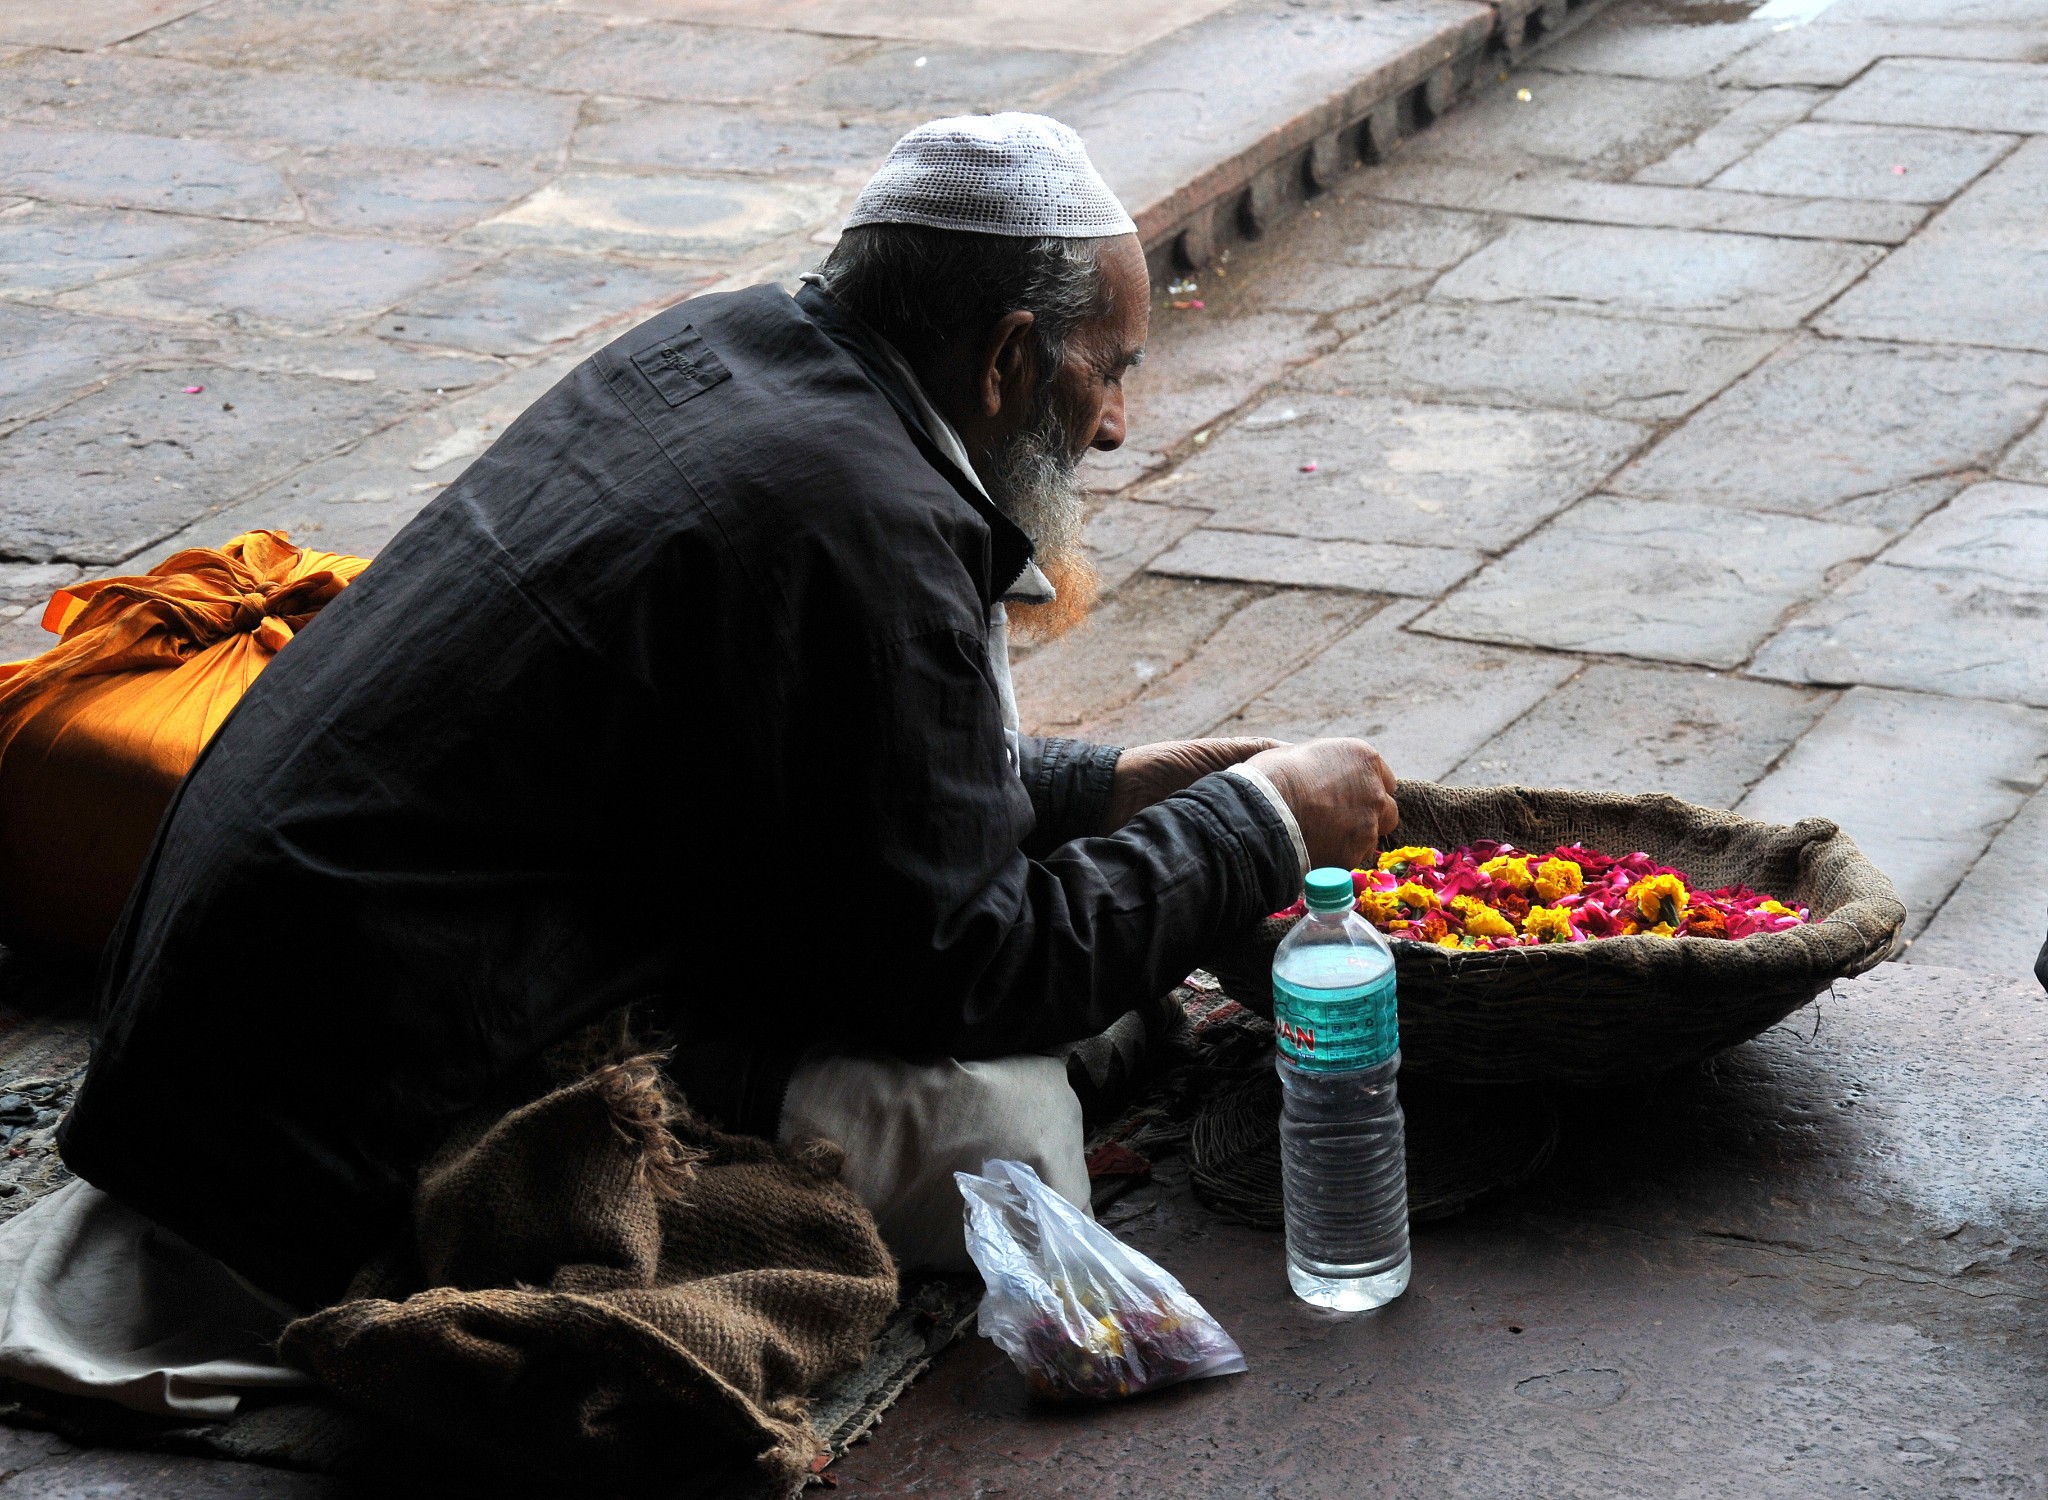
[
  {"x1": 1683, "y1": 903, "x2": 1728, "y2": 939},
  {"x1": 1357, "y1": 887, "x2": 1402, "y2": 926},
  {"x1": 1533, "y1": 857, "x2": 1583, "y2": 903},
  {"x1": 1451, "y1": 895, "x2": 1516, "y2": 938},
  {"x1": 1479, "y1": 854, "x2": 1534, "y2": 893},
  {"x1": 1378, "y1": 846, "x2": 1440, "y2": 878},
  {"x1": 1627, "y1": 872, "x2": 1689, "y2": 927},
  {"x1": 1522, "y1": 904, "x2": 1575, "y2": 943},
  {"x1": 1757, "y1": 899, "x2": 1798, "y2": 918},
  {"x1": 1414, "y1": 911, "x2": 1451, "y2": 943},
  {"x1": 1394, "y1": 881, "x2": 1440, "y2": 912}
]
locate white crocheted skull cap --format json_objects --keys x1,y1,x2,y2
[{"x1": 845, "y1": 113, "x2": 1137, "y2": 239}]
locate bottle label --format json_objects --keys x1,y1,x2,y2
[{"x1": 1272, "y1": 968, "x2": 1398, "y2": 1072}]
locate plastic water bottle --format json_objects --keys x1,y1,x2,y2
[{"x1": 1273, "y1": 866, "x2": 1412, "y2": 1311}]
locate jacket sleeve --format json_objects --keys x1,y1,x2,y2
[
  {"x1": 838, "y1": 625, "x2": 1300, "y2": 1062},
  {"x1": 1014, "y1": 735, "x2": 1123, "y2": 858}
]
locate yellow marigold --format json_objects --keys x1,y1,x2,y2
[
  {"x1": 1437, "y1": 933, "x2": 1470, "y2": 950},
  {"x1": 1357, "y1": 887, "x2": 1402, "y2": 926},
  {"x1": 1522, "y1": 904, "x2": 1574, "y2": 943},
  {"x1": 1628, "y1": 872, "x2": 1689, "y2": 925},
  {"x1": 1377, "y1": 846, "x2": 1440, "y2": 876},
  {"x1": 1625, "y1": 920, "x2": 1678, "y2": 938},
  {"x1": 1451, "y1": 895, "x2": 1516, "y2": 938},
  {"x1": 1480, "y1": 854, "x2": 1534, "y2": 892},
  {"x1": 1533, "y1": 857, "x2": 1583, "y2": 903},
  {"x1": 1758, "y1": 898, "x2": 1798, "y2": 918},
  {"x1": 1394, "y1": 881, "x2": 1440, "y2": 911}
]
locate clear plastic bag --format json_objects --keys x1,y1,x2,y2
[{"x1": 955, "y1": 1158, "x2": 1248, "y2": 1401}]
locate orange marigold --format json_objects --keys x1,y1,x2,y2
[
  {"x1": 1533, "y1": 857, "x2": 1583, "y2": 903},
  {"x1": 1451, "y1": 895, "x2": 1516, "y2": 939},
  {"x1": 1522, "y1": 904, "x2": 1575, "y2": 943}
]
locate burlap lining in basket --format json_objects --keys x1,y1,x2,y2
[{"x1": 1202, "y1": 782, "x2": 1906, "y2": 1085}]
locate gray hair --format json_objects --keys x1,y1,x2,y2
[{"x1": 814, "y1": 225, "x2": 1113, "y2": 398}]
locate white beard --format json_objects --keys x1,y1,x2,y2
[{"x1": 986, "y1": 403, "x2": 1086, "y2": 561}]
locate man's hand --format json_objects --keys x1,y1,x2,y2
[
  {"x1": 1102, "y1": 738, "x2": 1286, "y2": 832},
  {"x1": 1242, "y1": 738, "x2": 1400, "y2": 870}
]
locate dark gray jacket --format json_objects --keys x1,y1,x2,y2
[{"x1": 59, "y1": 283, "x2": 1300, "y2": 1307}]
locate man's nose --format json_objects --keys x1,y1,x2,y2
[{"x1": 1090, "y1": 386, "x2": 1126, "y2": 452}]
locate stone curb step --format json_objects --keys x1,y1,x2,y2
[{"x1": 1045, "y1": 0, "x2": 1612, "y2": 286}]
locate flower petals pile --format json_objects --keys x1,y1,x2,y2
[{"x1": 1275, "y1": 841, "x2": 1808, "y2": 950}]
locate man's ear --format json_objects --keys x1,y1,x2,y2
[{"x1": 976, "y1": 310, "x2": 1037, "y2": 421}]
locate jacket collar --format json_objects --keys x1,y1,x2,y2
[{"x1": 795, "y1": 280, "x2": 1036, "y2": 605}]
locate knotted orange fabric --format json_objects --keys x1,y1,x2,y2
[{"x1": 0, "y1": 531, "x2": 368, "y2": 956}]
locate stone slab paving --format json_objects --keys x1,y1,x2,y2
[
  {"x1": 1736, "y1": 686, "x2": 2048, "y2": 933},
  {"x1": 1632, "y1": 86, "x2": 1822, "y2": 184},
  {"x1": 0, "y1": 0, "x2": 1553, "y2": 626},
  {"x1": 1608, "y1": 337, "x2": 2048, "y2": 522},
  {"x1": 1800, "y1": 562, "x2": 2048, "y2": 695},
  {"x1": 0, "y1": 364, "x2": 438, "y2": 565},
  {"x1": 1215, "y1": 600, "x2": 1581, "y2": 780},
  {"x1": 1813, "y1": 55, "x2": 2048, "y2": 135},
  {"x1": 1430, "y1": 219, "x2": 1885, "y2": 328},
  {"x1": 2004, "y1": 415, "x2": 2048, "y2": 483},
  {"x1": 1717, "y1": 23, "x2": 2048, "y2": 90},
  {"x1": 1150, "y1": 525, "x2": 1480, "y2": 598},
  {"x1": 1395, "y1": 68, "x2": 1732, "y2": 177},
  {"x1": 1008, "y1": 575, "x2": 1261, "y2": 739},
  {"x1": 1293, "y1": 300, "x2": 1787, "y2": 420},
  {"x1": 1069, "y1": 587, "x2": 1380, "y2": 747},
  {"x1": 1371, "y1": 158, "x2": 1930, "y2": 242},
  {"x1": 1135, "y1": 393, "x2": 1645, "y2": 552},
  {"x1": 835, "y1": 964, "x2": 2048, "y2": 1498},
  {"x1": 1908, "y1": 786, "x2": 2048, "y2": 981},
  {"x1": 1749, "y1": 482, "x2": 2048, "y2": 708},
  {"x1": 1411, "y1": 496, "x2": 1889, "y2": 669},
  {"x1": 1026, "y1": 0, "x2": 2048, "y2": 998},
  {"x1": 1817, "y1": 135, "x2": 2048, "y2": 352},
  {"x1": 7, "y1": 0, "x2": 2048, "y2": 1491},
  {"x1": 1706, "y1": 119, "x2": 2020, "y2": 203},
  {"x1": 1445, "y1": 662, "x2": 1832, "y2": 809}
]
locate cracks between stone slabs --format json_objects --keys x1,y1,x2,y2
[{"x1": 1543, "y1": 1210, "x2": 2048, "y2": 1307}]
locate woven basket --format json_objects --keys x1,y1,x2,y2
[
  {"x1": 1201, "y1": 781, "x2": 1905, "y2": 1085},
  {"x1": 1189, "y1": 1071, "x2": 1558, "y2": 1230}
]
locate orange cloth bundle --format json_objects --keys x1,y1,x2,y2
[{"x1": 0, "y1": 531, "x2": 368, "y2": 956}]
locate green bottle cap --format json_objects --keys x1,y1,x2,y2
[{"x1": 1303, "y1": 866, "x2": 1356, "y2": 912}]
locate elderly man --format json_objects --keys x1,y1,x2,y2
[{"x1": 32, "y1": 115, "x2": 1395, "y2": 1379}]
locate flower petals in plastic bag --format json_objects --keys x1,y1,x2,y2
[{"x1": 956, "y1": 1158, "x2": 1247, "y2": 1401}]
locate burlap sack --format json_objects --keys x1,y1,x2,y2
[{"x1": 280, "y1": 1060, "x2": 898, "y2": 1500}]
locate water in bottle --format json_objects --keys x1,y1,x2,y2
[{"x1": 1273, "y1": 865, "x2": 1411, "y2": 1311}]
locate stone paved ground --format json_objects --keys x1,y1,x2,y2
[
  {"x1": 1024, "y1": 0, "x2": 2048, "y2": 981},
  {"x1": 5, "y1": 0, "x2": 2048, "y2": 1493},
  {"x1": 0, "y1": 0, "x2": 1528, "y2": 662}
]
